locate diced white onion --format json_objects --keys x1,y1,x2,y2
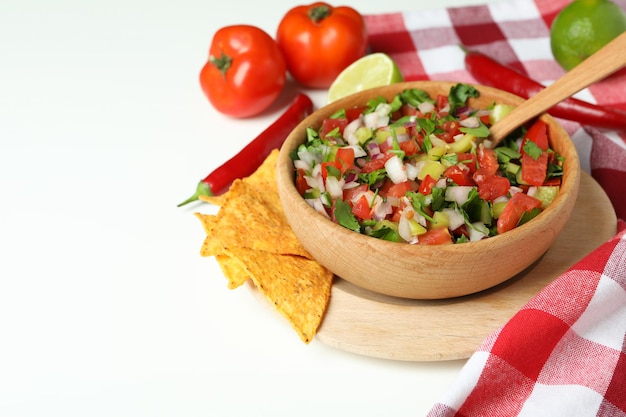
[
  {"x1": 343, "y1": 181, "x2": 360, "y2": 190},
  {"x1": 305, "y1": 175, "x2": 324, "y2": 192},
  {"x1": 343, "y1": 118, "x2": 363, "y2": 145},
  {"x1": 429, "y1": 134, "x2": 447, "y2": 149},
  {"x1": 396, "y1": 133, "x2": 410, "y2": 143},
  {"x1": 343, "y1": 144, "x2": 367, "y2": 158},
  {"x1": 325, "y1": 176, "x2": 344, "y2": 200},
  {"x1": 418, "y1": 101, "x2": 435, "y2": 114},
  {"x1": 459, "y1": 116, "x2": 480, "y2": 128},
  {"x1": 310, "y1": 198, "x2": 330, "y2": 218},
  {"x1": 468, "y1": 222, "x2": 489, "y2": 241},
  {"x1": 398, "y1": 216, "x2": 416, "y2": 243},
  {"x1": 444, "y1": 186, "x2": 473, "y2": 205},
  {"x1": 443, "y1": 208, "x2": 465, "y2": 231},
  {"x1": 293, "y1": 159, "x2": 310, "y2": 172},
  {"x1": 405, "y1": 162, "x2": 419, "y2": 181},
  {"x1": 384, "y1": 155, "x2": 408, "y2": 184},
  {"x1": 372, "y1": 198, "x2": 392, "y2": 220},
  {"x1": 297, "y1": 149, "x2": 320, "y2": 167}
]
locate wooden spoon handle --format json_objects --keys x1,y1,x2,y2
[{"x1": 489, "y1": 31, "x2": 626, "y2": 145}]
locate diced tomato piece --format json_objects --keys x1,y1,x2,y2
[
  {"x1": 361, "y1": 154, "x2": 392, "y2": 173},
  {"x1": 386, "y1": 181, "x2": 412, "y2": 198},
  {"x1": 345, "y1": 106, "x2": 366, "y2": 122},
  {"x1": 496, "y1": 193, "x2": 542, "y2": 234},
  {"x1": 457, "y1": 152, "x2": 477, "y2": 175},
  {"x1": 378, "y1": 139, "x2": 393, "y2": 153},
  {"x1": 477, "y1": 145, "x2": 499, "y2": 176},
  {"x1": 399, "y1": 139, "x2": 419, "y2": 156},
  {"x1": 436, "y1": 94, "x2": 449, "y2": 113},
  {"x1": 474, "y1": 171, "x2": 510, "y2": 202},
  {"x1": 400, "y1": 104, "x2": 423, "y2": 117},
  {"x1": 543, "y1": 177, "x2": 562, "y2": 186},
  {"x1": 335, "y1": 147, "x2": 355, "y2": 174},
  {"x1": 351, "y1": 195, "x2": 373, "y2": 220},
  {"x1": 418, "y1": 174, "x2": 437, "y2": 195},
  {"x1": 320, "y1": 147, "x2": 356, "y2": 180},
  {"x1": 480, "y1": 114, "x2": 491, "y2": 125},
  {"x1": 320, "y1": 161, "x2": 337, "y2": 180},
  {"x1": 451, "y1": 224, "x2": 469, "y2": 240},
  {"x1": 520, "y1": 119, "x2": 550, "y2": 186},
  {"x1": 521, "y1": 152, "x2": 548, "y2": 186},
  {"x1": 418, "y1": 227, "x2": 452, "y2": 245},
  {"x1": 524, "y1": 119, "x2": 549, "y2": 151},
  {"x1": 441, "y1": 120, "x2": 461, "y2": 138},
  {"x1": 295, "y1": 169, "x2": 309, "y2": 195},
  {"x1": 444, "y1": 165, "x2": 474, "y2": 186},
  {"x1": 320, "y1": 117, "x2": 349, "y2": 138},
  {"x1": 343, "y1": 184, "x2": 368, "y2": 201}
]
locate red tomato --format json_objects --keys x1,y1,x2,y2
[
  {"x1": 276, "y1": 2, "x2": 368, "y2": 88},
  {"x1": 351, "y1": 195, "x2": 373, "y2": 220},
  {"x1": 385, "y1": 181, "x2": 412, "y2": 198},
  {"x1": 457, "y1": 152, "x2": 478, "y2": 175},
  {"x1": 295, "y1": 169, "x2": 309, "y2": 194},
  {"x1": 399, "y1": 139, "x2": 419, "y2": 156},
  {"x1": 360, "y1": 155, "x2": 392, "y2": 173},
  {"x1": 418, "y1": 174, "x2": 437, "y2": 195},
  {"x1": 335, "y1": 147, "x2": 355, "y2": 173},
  {"x1": 521, "y1": 152, "x2": 548, "y2": 186},
  {"x1": 343, "y1": 184, "x2": 368, "y2": 202},
  {"x1": 345, "y1": 106, "x2": 367, "y2": 122},
  {"x1": 436, "y1": 95, "x2": 449, "y2": 113},
  {"x1": 444, "y1": 165, "x2": 474, "y2": 186},
  {"x1": 496, "y1": 193, "x2": 542, "y2": 234},
  {"x1": 199, "y1": 25, "x2": 286, "y2": 118},
  {"x1": 520, "y1": 120, "x2": 549, "y2": 186},
  {"x1": 524, "y1": 119, "x2": 549, "y2": 151},
  {"x1": 477, "y1": 145, "x2": 499, "y2": 175},
  {"x1": 320, "y1": 117, "x2": 349, "y2": 138},
  {"x1": 418, "y1": 227, "x2": 452, "y2": 245},
  {"x1": 474, "y1": 172, "x2": 510, "y2": 202}
]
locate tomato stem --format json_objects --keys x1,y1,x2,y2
[
  {"x1": 209, "y1": 52, "x2": 233, "y2": 77},
  {"x1": 308, "y1": 5, "x2": 331, "y2": 23}
]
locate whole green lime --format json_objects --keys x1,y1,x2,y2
[{"x1": 550, "y1": 0, "x2": 626, "y2": 71}]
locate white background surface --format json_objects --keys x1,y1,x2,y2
[{"x1": 0, "y1": 0, "x2": 498, "y2": 415}]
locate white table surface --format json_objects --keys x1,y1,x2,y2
[{"x1": 0, "y1": 0, "x2": 498, "y2": 415}]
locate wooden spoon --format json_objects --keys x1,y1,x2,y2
[{"x1": 488, "y1": 31, "x2": 626, "y2": 147}]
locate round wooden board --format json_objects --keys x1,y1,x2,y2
[{"x1": 315, "y1": 172, "x2": 617, "y2": 362}]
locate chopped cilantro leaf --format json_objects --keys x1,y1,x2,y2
[
  {"x1": 329, "y1": 109, "x2": 346, "y2": 119},
  {"x1": 334, "y1": 199, "x2": 360, "y2": 232},
  {"x1": 523, "y1": 140, "x2": 543, "y2": 160},
  {"x1": 459, "y1": 121, "x2": 490, "y2": 138},
  {"x1": 400, "y1": 88, "x2": 434, "y2": 107},
  {"x1": 324, "y1": 165, "x2": 341, "y2": 178},
  {"x1": 448, "y1": 84, "x2": 479, "y2": 113}
]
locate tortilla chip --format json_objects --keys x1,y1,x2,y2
[
  {"x1": 227, "y1": 247, "x2": 333, "y2": 343},
  {"x1": 215, "y1": 252, "x2": 251, "y2": 289},
  {"x1": 242, "y1": 148, "x2": 280, "y2": 190},
  {"x1": 206, "y1": 182, "x2": 311, "y2": 258},
  {"x1": 194, "y1": 212, "x2": 217, "y2": 235},
  {"x1": 194, "y1": 148, "x2": 333, "y2": 343},
  {"x1": 199, "y1": 194, "x2": 227, "y2": 206}
]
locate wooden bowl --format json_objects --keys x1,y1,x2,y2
[{"x1": 276, "y1": 81, "x2": 580, "y2": 299}]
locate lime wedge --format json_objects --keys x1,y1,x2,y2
[{"x1": 327, "y1": 53, "x2": 404, "y2": 103}]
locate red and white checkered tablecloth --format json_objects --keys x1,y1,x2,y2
[{"x1": 363, "y1": 0, "x2": 626, "y2": 415}]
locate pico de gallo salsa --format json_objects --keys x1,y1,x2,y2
[{"x1": 291, "y1": 83, "x2": 564, "y2": 244}]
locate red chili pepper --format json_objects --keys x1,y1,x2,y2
[
  {"x1": 177, "y1": 93, "x2": 314, "y2": 207},
  {"x1": 463, "y1": 49, "x2": 626, "y2": 131}
]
